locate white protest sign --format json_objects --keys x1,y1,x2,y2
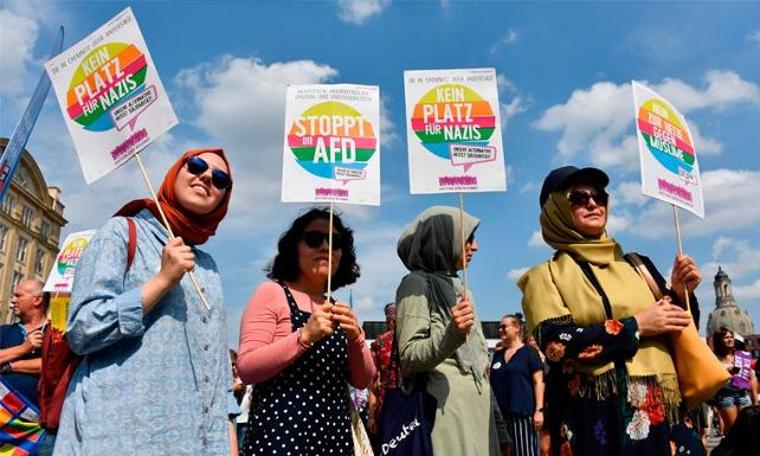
[
  {"x1": 404, "y1": 68, "x2": 506, "y2": 194},
  {"x1": 43, "y1": 230, "x2": 96, "y2": 293},
  {"x1": 281, "y1": 84, "x2": 380, "y2": 206},
  {"x1": 45, "y1": 7, "x2": 178, "y2": 184},
  {"x1": 632, "y1": 81, "x2": 705, "y2": 218}
]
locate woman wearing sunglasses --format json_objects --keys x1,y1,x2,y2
[
  {"x1": 237, "y1": 208, "x2": 374, "y2": 456},
  {"x1": 55, "y1": 149, "x2": 236, "y2": 455},
  {"x1": 518, "y1": 166, "x2": 703, "y2": 455},
  {"x1": 490, "y1": 313, "x2": 544, "y2": 456},
  {"x1": 394, "y1": 206, "x2": 507, "y2": 455}
]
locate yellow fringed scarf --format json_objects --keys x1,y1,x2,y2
[{"x1": 519, "y1": 192, "x2": 680, "y2": 409}]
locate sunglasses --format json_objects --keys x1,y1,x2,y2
[
  {"x1": 186, "y1": 156, "x2": 232, "y2": 190},
  {"x1": 567, "y1": 188, "x2": 608, "y2": 207},
  {"x1": 302, "y1": 231, "x2": 345, "y2": 251}
]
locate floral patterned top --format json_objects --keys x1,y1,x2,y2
[
  {"x1": 537, "y1": 316, "x2": 703, "y2": 456},
  {"x1": 369, "y1": 330, "x2": 399, "y2": 423}
]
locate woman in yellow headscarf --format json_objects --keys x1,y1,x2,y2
[{"x1": 518, "y1": 166, "x2": 703, "y2": 456}]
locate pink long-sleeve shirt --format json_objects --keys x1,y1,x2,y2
[{"x1": 238, "y1": 281, "x2": 375, "y2": 388}]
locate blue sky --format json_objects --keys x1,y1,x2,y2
[{"x1": 2, "y1": 0, "x2": 760, "y2": 346}]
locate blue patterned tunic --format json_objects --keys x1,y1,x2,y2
[{"x1": 54, "y1": 210, "x2": 237, "y2": 455}]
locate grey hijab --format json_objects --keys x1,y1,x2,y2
[{"x1": 397, "y1": 206, "x2": 488, "y2": 387}]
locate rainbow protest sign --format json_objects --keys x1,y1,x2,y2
[
  {"x1": 632, "y1": 81, "x2": 704, "y2": 218},
  {"x1": 282, "y1": 85, "x2": 380, "y2": 205},
  {"x1": 43, "y1": 230, "x2": 96, "y2": 294},
  {"x1": 44, "y1": 8, "x2": 177, "y2": 184},
  {"x1": 404, "y1": 68, "x2": 506, "y2": 194}
]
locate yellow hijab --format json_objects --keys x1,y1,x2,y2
[{"x1": 519, "y1": 191, "x2": 680, "y2": 407}]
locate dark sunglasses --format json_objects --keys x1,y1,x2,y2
[
  {"x1": 186, "y1": 156, "x2": 232, "y2": 190},
  {"x1": 567, "y1": 188, "x2": 608, "y2": 207},
  {"x1": 302, "y1": 231, "x2": 345, "y2": 251}
]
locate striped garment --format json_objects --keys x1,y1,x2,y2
[
  {"x1": 0, "y1": 378, "x2": 45, "y2": 456},
  {"x1": 504, "y1": 413, "x2": 538, "y2": 456}
]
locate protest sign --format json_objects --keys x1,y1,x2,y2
[
  {"x1": 404, "y1": 68, "x2": 506, "y2": 194},
  {"x1": 632, "y1": 81, "x2": 704, "y2": 218},
  {"x1": 43, "y1": 230, "x2": 96, "y2": 293},
  {"x1": 281, "y1": 84, "x2": 380, "y2": 206},
  {"x1": 44, "y1": 7, "x2": 177, "y2": 184}
]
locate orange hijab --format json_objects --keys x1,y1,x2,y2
[{"x1": 115, "y1": 148, "x2": 232, "y2": 245}]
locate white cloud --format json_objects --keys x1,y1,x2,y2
[
  {"x1": 748, "y1": 30, "x2": 760, "y2": 45},
  {"x1": 702, "y1": 237, "x2": 760, "y2": 280},
  {"x1": 0, "y1": 9, "x2": 39, "y2": 95},
  {"x1": 612, "y1": 181, "x2": 647, "y2": 207},
  {"x1": 176, "y1": 56, "x2": 339, "y2": 232},
  {"x1": 336, "y1": 0, "x2": 390, "y2": 25},
  {"x1": 506, "y1": 267, "x2": 528, "y2": 281},
  {"x1": 534, "y1": 71, "x2": 759, "y2": 172},
  {"x1": 490, "y1": 28, "x2": 519, "y2": 54},
  {"x1": 528, "y1": 230, "x2": 544, "y2": 247},
  {"x1": 496, "y1": 74, "x2": 528, "y2": 128},
  {"x1": 631, "y1": 169, "x2": 760, "y2": 239},
  {"x1": 734, "y1": 278, "x2": 760, "y2": 300},
  {"x1": 606, "y1": 213, "x2": 631, "y2": 234}
]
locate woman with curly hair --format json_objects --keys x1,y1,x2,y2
[{"x1": 237, "y1": 208, "x2": 375, "y2": 455}]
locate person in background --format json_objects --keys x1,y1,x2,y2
[
  {"x1": 711, "y1": 405, "x2": 760, "y2": 456},
  {"x1": 395, "y1": 206, "x2": 507, "y2": 455},
  {"x1": 0, "y1": 279, "x2": 50, "y2": 455},
  {"x1": 525, "y1": 334, "x2": 551, "y2": 456},
  {"x1": 712, "y1": 328, "x2": 756, "y2": 434},
  {"x1": 237, "y1": 208, "x2": 375, "y2": 456},
  {"x1": 490, "y1": 313, "x2": 544, "y2": 456},
  {"x1": 519, "y1": 166, "x2": 703, "y2": 455},
  {"x1": 55, "y1": 149, "x2": 238, "y2": 455},
  {"x1": 368, "y1": 303, "x2": 399, "y2": 451}
]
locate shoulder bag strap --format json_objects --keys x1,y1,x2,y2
[
  {"x1": 624, "y1": 252, "x2": 663, "y2": 300},
  {"x1": 126, "y1": 217, "x2": 137, "y2": 271}
]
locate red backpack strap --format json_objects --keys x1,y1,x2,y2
[{"x1": 126, "y1": 217, "x2": 137, "y2": 271}]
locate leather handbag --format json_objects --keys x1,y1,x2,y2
[{"x1": 626, "y1": 253, "x2": 730, "y2": 408}]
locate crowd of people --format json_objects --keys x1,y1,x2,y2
[{"x1": 1, "y1": 152, "x2": 759, "y2": 455}]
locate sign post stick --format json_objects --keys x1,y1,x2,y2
[
  {"x1": 326, "y1": 202, "x2": 335, "y2": 305},
  {"x1": 458, "y1": 192, "x2": 469, "y2": 298},
  {"x1": 134, "y1": 154, "x2": 211, "y2": 310},
  {"x1": 672, "y1": 204, "x2": 691, "y2": 310}
]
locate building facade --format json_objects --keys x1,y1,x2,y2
[{"x1": 0, "y1": 138, "x2": 66, "y2": 322}]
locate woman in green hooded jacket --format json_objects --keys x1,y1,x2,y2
[
  {"x1": 394, "y1": 206, "x2": 506, "y2": 455},
  {"x1": 518, "y1": 166, "x2": 704, "y2": 456}
]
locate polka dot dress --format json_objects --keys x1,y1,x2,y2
[{"x1": 242, "y1": 282, "x2": 355, "y2": 456}]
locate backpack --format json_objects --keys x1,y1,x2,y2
[{"x1": 38, "y1": 218, "x2": 137, "y2": 431}]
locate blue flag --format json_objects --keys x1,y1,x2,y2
[{"x1": 0, "y1": 26, "x2": 64, "y2": 202}]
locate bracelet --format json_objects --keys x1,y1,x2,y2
[
  {"x1": 536, "y1": 407, "x2": 544, "y2": 413},
  {"x1": 297, "y1": 329, "x2": 314, "y2": 349}
]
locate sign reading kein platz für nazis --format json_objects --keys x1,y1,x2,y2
[
  {"x1": 632, "y1": 81, "x2": 705, "y2": 218},
  {"x1": 44, "y1": 7, "x2": 178, "y2": 184},
  {"x1": 281, "y1": 84, "x2": 381, "y2": 206},
  {"x1": 404, "y1": 68, "x2": 506, "y2": 194}
]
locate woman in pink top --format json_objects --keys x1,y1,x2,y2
[{"x1": 238, "y1": 208, "x2": 375, "y2": 456}]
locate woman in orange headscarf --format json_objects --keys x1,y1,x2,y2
[{"x1": 55, "y1": 149, "x2": 239, "y2": 456}]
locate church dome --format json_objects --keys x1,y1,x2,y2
[{"x1": 706, "y1": 266, "x2": 755, "y2": 337}]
